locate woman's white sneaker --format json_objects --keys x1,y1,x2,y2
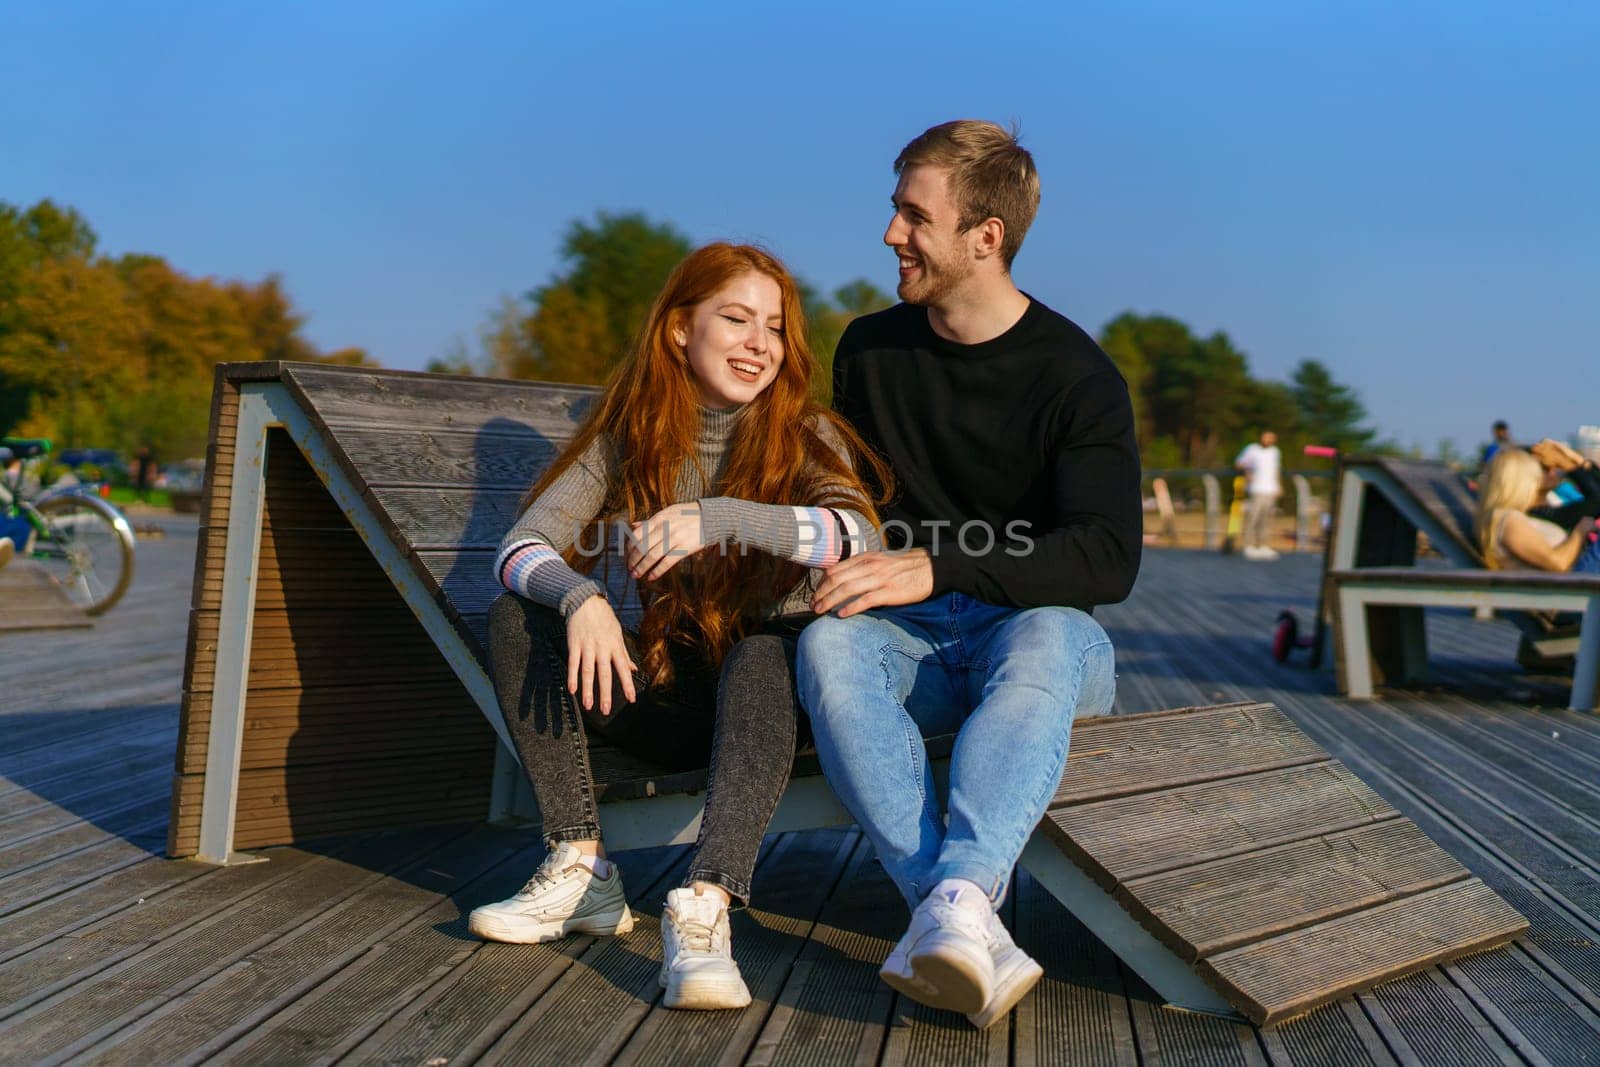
[
  {"x1": 468, "y1": 843, "x2": 634, "y2": 943},
  {"x1": 659, "y1": 887, "x2": 752, "y2": 1010}
]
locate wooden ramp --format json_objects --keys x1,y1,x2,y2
[
  {"x1": 1039, "y1": 701, "x2": 1525, "y2": 1024},
  {"x1": 0, "y1": 560, "x2": 92, "y2": 632},
  {"x1": 170, "y1": 362, "x2": 1528, "y2": 1027}
]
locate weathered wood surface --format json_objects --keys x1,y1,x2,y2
[{"x1": 0, "y1": 560, "x2": 92, "y2": 632}]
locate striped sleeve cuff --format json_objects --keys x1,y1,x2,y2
[
  {"x1": 792, "y1": 506, "x2": 867, "y2": 567},
  {"x1": 494, "y1": 537, "x2": 604, "y2": 617}
]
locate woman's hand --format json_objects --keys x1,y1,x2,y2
[
  {"x1": 627, "y1": 502, "x2": 709, "y2": 581},
  {"x1": 566, "y1": 596, "x2": 637, "y2": 715}
]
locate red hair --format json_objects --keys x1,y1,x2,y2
[{"x1": 523, "y1": 242, "x2": 890, "y2": 684}]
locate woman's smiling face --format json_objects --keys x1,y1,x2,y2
[{"x1": 675, "y1": 270, "x2": 786, "y2": 410}]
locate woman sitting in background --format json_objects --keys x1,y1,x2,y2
[{"x1": 1475, "y1": 439, "x2": 1600, "y2": 573}]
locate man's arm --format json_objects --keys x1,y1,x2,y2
[{"x1": 929, "y1": 368, "x2": 1142, "y2": 609}]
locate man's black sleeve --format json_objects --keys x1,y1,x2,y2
[
  {"x1": 1532, "y1": 464, "x2": 1600, "y2": 530},
  {"x1": 929, "y1": 369, "x2": 1143, "y2": 610}
]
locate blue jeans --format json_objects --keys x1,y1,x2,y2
[
  {"x1": 1574, "y1": 534, "x2": 1600, "y2": 574},
  {"x1": 796, "y1": 593, "x2": 1116, "y2": 910}
]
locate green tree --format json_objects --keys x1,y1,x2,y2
[
  {"x1": 490, "y1": 212, "x2": 692, "y2": 384},
  {"x1": 806, "y1": 278, "x2": 891, "y2": 403},
  {"x1": 1290, "y1": 359, "x2": 1375, "y2": 453}
]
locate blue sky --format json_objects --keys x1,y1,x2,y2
[{"x1": 5, "y1": 1, "x2": 1596, "y2": 456}]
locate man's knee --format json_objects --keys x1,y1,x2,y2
[
  {"x1": 995, "y1": 606, "x2": 1115, "y2": 715},
  {"x1": 796, "y1": 614, "x2": 869, "y2": 721}
]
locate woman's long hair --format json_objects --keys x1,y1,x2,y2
[
  {"x1": 1474, "y1": 448, "x2": 1543, "y2": 568},
  {"x1": 521, "y1": 242, "x2": 890, "y2": 684}
]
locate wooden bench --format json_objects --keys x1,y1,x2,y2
[
  {"x1": 1326, "y1": 456, "x2": 1600, "y2": 709},
  {"x1": 172, "y1": 361, "x2": 1528, "y2": 1026}
]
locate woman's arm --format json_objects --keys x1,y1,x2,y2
[
  {"x1": 1500, "y1": 512, "x2": 1597, "y2": 571},
  {"x1": 495, "y1": 437, "x2": 613, "y2": 617},
  {"x1": 700, "y1": 415, "x2": 881, "y2": 566},
  {"x1": 697, "y1": 497, "x2": 880, "y2": 567}
]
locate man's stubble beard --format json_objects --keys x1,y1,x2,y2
[{"x1": 897, "y1": 250, "x2": 974, "y2": 308}]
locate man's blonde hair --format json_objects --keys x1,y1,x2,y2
[{"x1": 895, "y1": 120, "x2": 1040, "y2": 268}]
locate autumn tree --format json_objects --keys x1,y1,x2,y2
[{"x1": 0, "y1": 198, "x2": 371, "y2": 460}]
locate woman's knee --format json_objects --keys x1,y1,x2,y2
[
  {"x1": 489, "y1": 592, "x2": 563, "y2": 645},
  {"x1": 721, "y1": 634, "x2": 795, "y2": 694}
]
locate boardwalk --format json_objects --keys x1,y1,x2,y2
[{"x1": 4, "y1": 520, "x2": 1600, "y2": 1065}]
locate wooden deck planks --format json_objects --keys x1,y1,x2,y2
[
  {"x1": 1055, "y1": 700, "x2": 1327, "y2": 806},
  {"x1": 1199, "y1": 879, "x2": 1526, "y2": 1025},
  {"x1": 1119, "y1": 820, "x2": 1468, "y2": 961},
  {"x1": 611, "y1": 829, "x2": 863, "y2": 1066},
  {"x1": 742, "y1": 840, "x2": 903, "y2": 1067},
  {"x1": 1010, "y1": 869, "x2": 1139, "y2": 1067},
  {"x1": 1045, "y1": 761, "x2": 1397, "y2": 886},
  {"x1": 68, "y1": 827, "x2": 532, "y2": 1067},
  {"x1": 329, "y1": 844, "x2": 688, "y2": 1067},
  {"x1": 0, "y1": 827, "x2": 465, "y2": 1062}
]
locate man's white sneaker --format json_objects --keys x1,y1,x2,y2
[
  {"x1": 659, "y1": 886, "x2": 751, "y2": 1010},
  {"x1": 468, "y1": 843, "x2": 633, "y2": 943},
  {"x1": 966, "y1": 912, "x2": 1044, "y2": 1029},
  {"x1": 879, "y1": 880, "x2": 995, "y2": 1014}
]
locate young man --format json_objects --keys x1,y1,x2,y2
[
  {"x1": 1235, "y1": 429, "x2": 1283, "y2": 560},
  {"x1": 798, "y1": 121, "x2": 1141, "y2": 1027}
]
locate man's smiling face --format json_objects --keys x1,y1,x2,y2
[{"x1": 883, "y1": 164, "x2": 975, "y2": 308}]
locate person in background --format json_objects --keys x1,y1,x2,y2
[
  {"x1": 1475, "y1": 439, "x2": 1600, "y2": 573},
  {"x1": 1481, "y1": 420, "x2": 1513, "y2": 466},
  {"x1": 133, "y1": 445, "x2": 155, "y2": 502},
  {"x1": 1235, "y1": 430, "x2": 1282, "y2": 560}
]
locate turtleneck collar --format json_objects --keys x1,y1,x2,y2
[{"x1": 698, "y1": 403, "x2": 744, "y2": 445}]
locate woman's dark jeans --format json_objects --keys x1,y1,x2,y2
[{"x1": 486, "y1": 593, "x2": 807, "y2": 904}]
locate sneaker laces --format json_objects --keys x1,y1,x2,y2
[
  {"x1": 676, "y1": 916, "x2": 719, "y2": 953},
  {"x1": 518, "y1": 849, "x2": 578, "y2": 896}
]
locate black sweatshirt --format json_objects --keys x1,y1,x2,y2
[
  {"x1": 1532, "y1": 464, "x2": 1600, "y2": 530},
  {"x1": 833, "y1": 298, "x2": 1142, "y2": 611}
]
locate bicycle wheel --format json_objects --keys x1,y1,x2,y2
[{"x1": 30, "y1": 493, "x2": 136, "y2": 614}]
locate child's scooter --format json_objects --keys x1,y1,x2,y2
[{"x1": 1271, "y1": 445, "x2": 1339, "y2": 667}]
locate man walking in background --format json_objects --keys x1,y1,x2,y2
[
  {"x1": 797, "y1": 120, "x2": 1141, "y2": 1027},
  {"x1": 1236, "y1": 429, "x2": 1282, "y2": 560}
]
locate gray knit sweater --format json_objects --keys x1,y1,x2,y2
[{"x1": 494, "y1": 406, "x2": 880, "y2": 623}]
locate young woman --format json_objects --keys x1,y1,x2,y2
[
  {"x1": 469, "y1": 242, "x2": 887, "y2": 1011},
  {"x1": 1475, "y1": 439, "x2": 1600, "y2": 573}
]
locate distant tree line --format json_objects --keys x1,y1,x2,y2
[
  {"x1": 438, "y1": 211, "x2": 1382, "y2": 467},
  {"x1": 0, "y1": 199, "x2": 372, "y2": 460},
  {"x1": 2, "y1": 199, "x2": 1383, "y2": 470}
]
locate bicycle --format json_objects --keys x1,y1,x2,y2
[{"x1": 1, "y1": 437, "x2": 137, "y2": 614}]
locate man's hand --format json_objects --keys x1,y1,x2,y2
[
  {"x1": 627, "y1": 502, "x2": 708, "y2": 581},
  {"x1": 811, "y1": 549, "x2": 934, "y2": 617},
  {"x1": 1531, "y1": 438, "x2": 1586, "y2": 473},
  {"x1": 566, "y1": 596, "x2": 637, "y2": 715}
]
